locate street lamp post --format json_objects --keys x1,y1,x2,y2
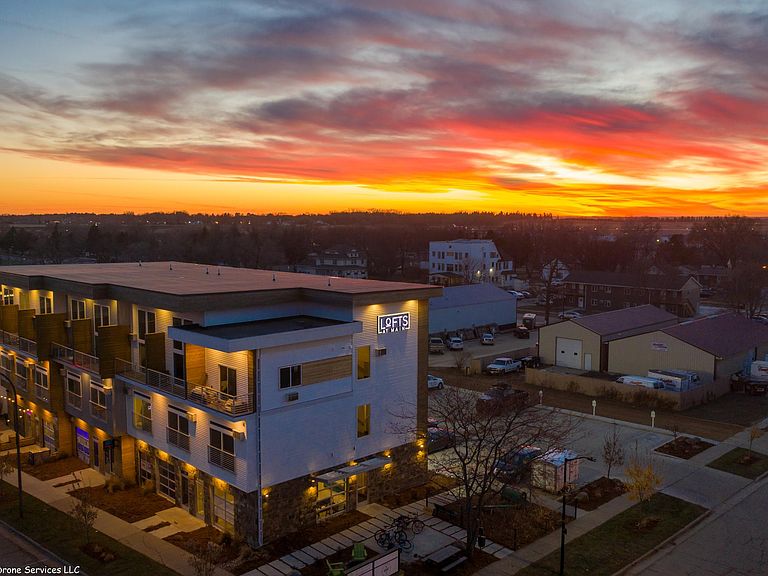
[
  {"x1": 0, "y1": 373, "x2": 23, "y2": 519},
  {"x1": 559, "y1": 455, "x2": 595, "y2": 576}
]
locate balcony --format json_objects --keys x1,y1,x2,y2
[
  {"x1": 167, "y1": 428, "x2": 190, "y2": 451},
  {"x1": 0, "y1": 330, "x2": 37, "y2": 358},
  {"x1": 35, "y1": 384, "x2": 50, "y2": 403},
  {"x1": 90, "y1": 402, "x2": 108, "y2": 422},
  {"x1": 51, "y1": 343, "x2": 100, "y2": 375},
  {"x1": 66, "y1": 391, "x2": 82, "y2": 410},
  {"x1": 208, "y1": 445, "x2": 236, "y2": 473},
  {"x1": 115, "y1": 359, "x2": 254, "y2": 417}
]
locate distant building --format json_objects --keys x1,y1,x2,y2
[
  {"x1": 428, "y1": 239, "x2": 514, "y2": 288},
  {"x1": 429, "y1": 283, "x2": 517, "y2": 334},
  {"x1": 296, "y1": 247, "x2": 367, "y2": 279},
  {"x1": 564, "y1": 271, "x2": 700, "y2": 318}
]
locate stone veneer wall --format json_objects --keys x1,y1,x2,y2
[
  {"x1": 367, "y1": 442, "x2": 426, "y2": 503},
  {"x1": 258, "y1": 475, "x2": 316, "y2": 544}
]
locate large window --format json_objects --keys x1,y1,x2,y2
[
  {"x1": 0, "y1": 353, "x2": 11, "y2": 376},
  {"x1": 219, "y1": 365, "x2": 237, "y2": 396},
  {"x1": 138, "y1": 451, "x2": 153, "y2": 486},
  {"x1": 157, "y1": 459, "x2": 177, "y2": 500},
  {"x1": 34, "y1": 367, "x2": 49, "y2": 402},
  {"x1": 14, "y1": 360, "x2": 28, "y2": 391},
  {"x1": 66, "y1": 373, "x2": 82, "y2": 409},
  {"x1": 172, "y1": 317, "x2": 192, "y2": 379},
  {"x1": 316, "y1": 479, "x2": 346, "y2": 520},
  {"x1": 209, "y1": 427, "x2": 235, "y2": 472},
  {"x1": 212, "y1": 484, "x2": 235, "y2": 533},
  {"x1": 94, "y1": 304, "x2": 111, "y2": 329},
  {"x1": 133, "y1": 393, "x2": 152, "y2": 432},
  {"x1": 42, "y1": 419, "x2": 56, "y2": 450},
  {"x1": 279, "y1": 365, "x2": 302, "y2": 389},
  {"x1": 356, "y1": 346, "x2": 371, "y2": 380},
  {"x1": 71, "y1": 299, "x2": 87, "y2": 320},
  {"x1": 38, "y1": 295, "x2": 53, "y2": 314},
  {"x1": 167, "y1": 410, "x2": 191, "y2": 451},
  {"x1": 137, "y1": 309, "x2": 157, "y2": 340},
  {"x1": 357, "y1": 404, "x2": 370, "y2": 438},
  {"x1": 90, "y1": 384, "x2": 107, "y2": 421},
  {"x1": 2, "y1": 287, "x2": 14, "y2": 306}
]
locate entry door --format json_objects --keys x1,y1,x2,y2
[
  {"x1": 356, "y1": 472, "x2": 369, "y2": 507},
  {"x1": 75, "y1": 428, "x2": 90, "y2": 464},
  {"x1": 195, "y1": 478, "x2": 206, "y2": 519},
  {"x1": 584, "y1": 353, "x2": 592, "y2": 371},
  {"x1": 180, "y1": 471, "x2": 191, "y2": 511},
  {"x1": 578, "y1": 297, "x2": 584, "y2": 308}
]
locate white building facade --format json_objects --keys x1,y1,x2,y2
[{"x1": 428, "y1": 239, "x2": 514, "y2": 287}]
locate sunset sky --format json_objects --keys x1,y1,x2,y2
[{"x1": 1, "y1": 1, "x2": 767, "y2": 216}]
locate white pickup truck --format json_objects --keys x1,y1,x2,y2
[{"x1": 486, "y1": 357, "x2": 522, "y2": 375}]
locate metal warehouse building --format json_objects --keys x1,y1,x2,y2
[
  {"x1": 539, "y1": 305, "x2": 678, "y2": 371},
  {"x1": 428, "y1": 283, "x2": 517, "y2": 334},
  {"x1": 608, "y1": 313, "x2": 768, "y2": 385}
]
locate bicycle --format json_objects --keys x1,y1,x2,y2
[{"x1": 393, "y1": 513, "x2": 425, "y2": 534}]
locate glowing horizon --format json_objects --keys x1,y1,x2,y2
[{"x1": 1, "y1": 1, "x2": 767, "y2": 217}]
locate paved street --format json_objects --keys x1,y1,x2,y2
[{"x1": 0, "y1": 523, "x2": 64, "y2": 569}]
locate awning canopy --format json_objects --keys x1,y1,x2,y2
[{"x1": 316, "y1": 456, "x2": 391, "y2": 482}]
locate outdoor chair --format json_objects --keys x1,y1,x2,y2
[
  {"x1": 326, "y1": 559, "x2": 345, "y2": 576},
  {"x1": 351, "y1": 542, "x2": 367, "y2": 562}
]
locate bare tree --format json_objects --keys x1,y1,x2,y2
[
  {"x1": 602, "y1": 424, "x2": 625, "y2": 480},
  {"x1": 0, "y1": 454, "x2": 13, "y2": 496},
  {"x1": 69, "y1": 473, "x2": 99, "y2": 544},
  {"x1": 748, "y1": 426, "x2": 763, "y2": 460},
  {"x1": 189, "y1": 542, "x2": 222, "y2": 576},
  {"x1": 452, "y1": 350, "x2": 473, "y2": 373},
  {"x1": 405, "y1": 387, "x2": 576, "y2": 557}
]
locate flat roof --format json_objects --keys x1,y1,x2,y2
[
  {"x1": 661, "y1": 313, "x2": 768, "y2": 358},
  {"x1": 572, "y1": 305, "x2": 678, "y2": 337},
  {"x1": 0, "y1": 261, "x2": 437, "y2": 297},
  {"x1": 176, "y1": 315, "x2": 349, "y2": 340}
]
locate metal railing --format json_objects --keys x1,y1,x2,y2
[
  {"x1": 14, "y1": 374, "x2": 27, "y2": 392},
  {"x1": 0, "y1": 330, "x2": 37, "y2": 357},
  {"x1": 134, "y1": 413, "x2": 152, "y2": 433},
  {"x1": 90, "y1": 402, "x2": 108, "y2": 421},
  {"x1": 51, "y1": 343, "x2": 100, "y2": 374},
  {"x1": 115, "y1": 358, "x2": 254, "y2": 416},
  {"x1": 208, "y1": 446, "x2": 236, "y2": 472},
  {"x1": 35, "y1": 384, "x2": 49, "y2": 403},
  {"x1": 66, "y1": 391, "x2": 82, "y2": 410},
  {"x1": 167, "y1": 428, "x2": 190, "y2": 451}
]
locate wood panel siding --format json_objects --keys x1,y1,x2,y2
[
  {"x1": 71, "y1": 318, "x2": 94, "y2": 354},
  {"x1": 96, "y1": 325, "x2": 131, "y2": 378},
  {"x1": 417, "y1": 299, "x2": 428, "y2": 435},
  {"x1": 186, "y1": 343, "x2": 206, "y2": 387},
  {"x1": 301, "y1": 355, "x2": 353, "y2": 385},
  {"x1": 17, "y1": 309, "x2": 36, "y2": 340},
  {"x1": 144, "y1": 332, "x2": 166, "y2": 372},
  {"x1": 33, "y1": 313, "x2": 67, "y2": 361},
  {"x1": 1, "y1": 304, "x2": 19, "y2": 334}
]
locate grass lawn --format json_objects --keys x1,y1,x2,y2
[
  {"x1": 706, "y1": 448, "x2": 768, "y2": 480},
  {"x1": 0, "y1": 481, "x2": 180, "y2": 576},
  {"x1": 516, "y1": 493, "x2": 705, "y2": 576}
]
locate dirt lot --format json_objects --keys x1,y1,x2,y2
[
  {"x1": 20, "y1": 455, "x2": 89, "y2": 481},
  {"x1": 69, "y1": 484, "x2": 175, "y2": 523},
  {"x1": 430, "y1": 367, "x2": 746, "y2": 441}
]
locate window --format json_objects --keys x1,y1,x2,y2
[
  {"x1": 34, "y1": 367, "x2": 49, "y2": 402},
  {"x1": 71, "y1": 299, "x2": 87, "y2": 320},
  {"x1": 15, "y1": 360, "x2": 28, "y2": 391},
  {"x1": 138, "y1": 451, "x2": 153, "y2": 486},
  {"x1": 209, "y1": 427, "x2": 236, "y2": 472},
  {"x1": 591, "y1": 298, "x2": 599, "y2": 306},
  {"x1": 375, "y1": 347, "x2": 387, "y2": 357},
  {"x1": 2, "y1": 287, "x2": 14, "y2": 306},
  {"x1": 219, "y1": 365, "x2": 237, "y2": 396},
  {"x1": 279, "y1": 365, "x2": 302, "y2": 389},
  {"x1": 357, "y1": 404, "x2": 370, "y2": 438},
  {"x1": 42, "y1": 419, "x2": 55, "y2": 450},
  {"x1": 212, "y1": 484, "x2": 235, "y2": 533},
  {"x1": 137, "y1": 309, "x2": 156, "y2": 340},
  {"x1": 605, "y1": 286, "x2": 612, "y2": 293},
  {"x1": 66, "y1": 373, "x2": 82, "y2": 409},
  {"x1": 94, "y1": 304, "x2": 110, "y2": 329},
  {"x1": 167, "y1": 410, "x2": 191, "y2": 451},
  {"x1": 316, "y1": 479, "x2": 346, "y2": 520},
  {"x1": 90, "y1": 384, "x2": 107, "y2": 421},
  {"x1": 0, "y1": 353, "x2": 11, "y2": 376},
  {"x1": 39, "y1": 295, "x2": 53, "y2": 314},
  {"x1": 157, "y1": 459, "x2": 176, "y2": 500},
  {"x1": 133, "y1": 394, "x2": 152, "y2": 432},
  {"x1": 624, "y1": 288, "x2": 632, "y2": 295},
  {"x1": 356, "y1": 346, "x2": 371, "y2": 380}
]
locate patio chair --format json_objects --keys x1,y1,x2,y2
[
  {"x1": 326, "y1": 559, "x2": 345, "y2": 576},
  {"x1": 351, "y1": 542, "x2": 367, "y2": 562}
]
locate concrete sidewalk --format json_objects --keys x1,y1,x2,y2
[{"x1": 2, "y1": 465, "x2": 231, "y2": 576}]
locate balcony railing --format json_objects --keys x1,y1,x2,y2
[
  {"x1": 208, "y1": 446, "x2": 236, "y2": 473},
  {"x1": 167, "y1": 428, "x2": 191, "y2": 451},
  {"x1": 90, "y1": 402, "x2": 108, "y2": 421},
  {"x1": 35, "y1": 384, "x2": 50, "y2": 403},
  {"x1": 0, "y1": 330, "x2": 37, "y2": 357},
  {"x1": 51, "y1": 343, "x2": 100, "y2": 374},
  {"x1": 134, "y1": 413, "x2": 152, "y2": 433},
  {"x1": 15, "y1": 374, "x2": 27, "y2": 392},
  {"x1": 115, "y1": 359, "x2": 254, "y2": 417},
  {"x1": 66, "y1": 391, "x2": 82, "y2": 410}
]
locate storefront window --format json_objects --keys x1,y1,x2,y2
[
  {"x1": 316, "y1": 479, "x2": 346, "y2": 520},
  {"x1": 157, "y1": 459, "x2": 177, "y2": 500},
  {"x1": 212, "y1": 484, "x2": 235, "y2": 533}
]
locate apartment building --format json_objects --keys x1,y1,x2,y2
[
  {"x1": 0, "y1": 262, "x2": 439, "y2": 545},
  {"x1": 296, "y1": 247, "x2": 368, "y2": 279},
  {"x1": 428, "y1": 239, "x2": 514, "y2": 287}
]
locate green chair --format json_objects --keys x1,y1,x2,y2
[
  {"x1": 351, "y1": 542, "x2": 367, "y2": 562},
  {"x1": 326, "y1": 559, "x2": 345, "y2": 576}
]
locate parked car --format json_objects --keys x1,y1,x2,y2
[
  {"x1": 427, "y1": 419, "x2": 455, "y2": 452},
  {"x1": 751, "y1": 314, "x2": 768, "y2": 325},
  {"x1": 486, "y1": 357, "x2": 522, "y2": 374},
  {"x1": 520, "y1": 290, "x2": 533, "y2": 298},
  {"x1": 615, "y1": 375, "x2": 664, "y2": 389},
  {"x1": 481, "y1": 332, "x2": 495, "y2": 345},
  {"x1": 476, "y1": 383, "x2": 530, "y2": 414},
  {"x1": 513, "y1": 326, "x2": 530, "y2": 339},
  {"x1": 448, "y1": 336, "x2": 464, "y2": 350},
  {"x1": 558, "y1": 310, "x2": 583, "y2": 320},
  {"x1": 537, "y1": 295, "x2": 555, "y2": 305},
  {"x1": 429, "y1": 337, "x2": 446, "y2": 354},
  {"x1": 427, "y1": 374, "x2": 444, "y2": 390},
  {"x1": 507, "y1": 290, "x2": 525, "y2": 298},
  {"x1": 494, "y1": 446, "x2": 542, "y2": 482}
]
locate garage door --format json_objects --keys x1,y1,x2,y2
[{"x1": 556, "y1": 337, "x2": 582, "y2": 369}]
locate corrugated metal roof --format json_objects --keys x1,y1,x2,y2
[
  {"x1": 662, "y1": 313, "x2": 768, "y2": 358},
  {"x1": 430, "y1": 283, "x2": 517, "y2": 310},
  {"x1": 565, "y1": 271, "x2": 697, "y2": 290},
  {"x1": 572, "y1": 305, "x2": 678, "y2": 337}
]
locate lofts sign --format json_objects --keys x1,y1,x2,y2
[{"x1": 377, "y1": 312, "x2": 410, "y2": 334}]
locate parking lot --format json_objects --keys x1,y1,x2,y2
[{"x1": 428, "y1": 330, "x2": 539, "y2": 369}]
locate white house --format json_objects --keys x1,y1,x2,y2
[{"x1": 428, "y1": 239, "x2": 514, "y2": 288}]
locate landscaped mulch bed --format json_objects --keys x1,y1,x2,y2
[
  {"x1": 379, "y1": 474, "x2": 459, "y2": 509},
  {"x1": 569, "y1": 476, "x2": 627, "y2": 511},
  {"x1": 442, "y1": 494, "x2": 562, "y2": 551},
  {"x1": 707, "y1": 447, "x2": 768, "y2": 479},
  {"x1": 21, "y1": 455, "x2": 89, "y2": 481},
  {"x1": 69, "y1": 484, "x2": 175, "y2": 523},
  {"x1": 516, "y1": 493, "x2": 706, "y2": 576},
  {"x1": 655, "y1": 436, "x2": 714, "y2": 459},
  {"x1": 167, "y1": 509, "x2": 372, "y2": 575}
]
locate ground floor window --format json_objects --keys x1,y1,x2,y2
[
  {"x1": 157, "y1": 459, "x2": 177, "y2": 500},
  {"x1": 212, "y1": 484, "x2": 235, "y2": 533},
  {"x1": 316, "y1": 479, "x2": 346, "y2": 520},
  {"x1": 42, "y1": 419, "x2": 56, "y2": 450},
  {"x1": 76, "y1": 427, "x2": 90, "y2": 464},
  {"x1": 139, "y1": 451, "x2": 153, "y2": 486}
]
